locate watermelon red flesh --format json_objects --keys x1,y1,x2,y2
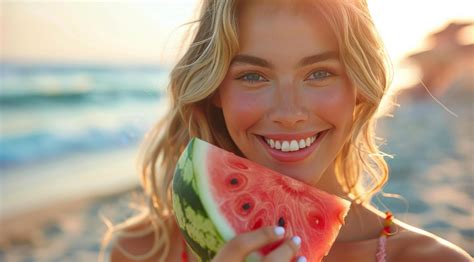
[{"x1": 200, "y1": 139, "x2": 351, "y2": 261}]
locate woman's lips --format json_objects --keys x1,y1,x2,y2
[{"x1": 258, "y1": 130, "x2": 328, "y2": 163}]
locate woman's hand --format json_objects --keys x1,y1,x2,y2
[{"x1": 212, "y1": 226, "x2": 306, "y2": 262}]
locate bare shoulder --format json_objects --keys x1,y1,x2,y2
[
  {"x1": 392, "y1": 220, "x2": 472, "y2": 262},
  {"x1": 109, "y1": 220, "x2": 158, "y2": 262},
  {"x1": 109, "y1": 219, "x2": 181, "y2": 262}
]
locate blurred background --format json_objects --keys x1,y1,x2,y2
[{"x1": 0, "y1": 0, "x2": 472, "y2": 261}]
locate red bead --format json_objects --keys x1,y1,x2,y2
[
  {"x1": 381, "y1": 211, "x2": 395, "y2": 238},
  {"x1": 182, "y1": 239, "x2": 188, "y2": 262},
  {"x1": 182, "y1": 250, "x2": 188, "y2": 262}
]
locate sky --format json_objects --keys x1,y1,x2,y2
[
  {"x1": 1, "y1": 0, "x2": 473, "y2": 66},
  {"x1": 1, "y1": 0, "x2": 200, "y2": 65}
]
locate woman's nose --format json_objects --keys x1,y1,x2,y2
[{"x1": 268, "y1": 87, "x2": 308, "y2": 128}]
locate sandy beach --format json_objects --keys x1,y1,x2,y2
[
  {"x1": 0, "y1": 146, "x2": 142, "y2": 261},
  {"x1": 1, "y1": 146, "x2": 141, "y2": 219}
]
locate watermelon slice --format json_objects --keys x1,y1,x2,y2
[{"x1": 172, "y1": 138, "x2": 351, "y2": 262}]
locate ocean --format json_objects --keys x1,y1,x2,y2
[{"x1": 0, "y1": 63, "x2": 168, "y2": 170}]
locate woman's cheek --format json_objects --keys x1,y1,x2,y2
[
  {"x1": 221, "y1": 86, "x2": 268, "y2": 134},
  {"x1": 305, "y1": 85, "x2": 356, "y2": 123}
]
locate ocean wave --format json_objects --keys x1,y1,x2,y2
[
  {"x1": 0, "y1": 63, "x2": 168, "y2": 169},
  {"x1": 0, "y1": 88, "x2": 162, "y2": 106},
  {"x1": 0, "y1": 123, "x2": 149, "y2": 170},
  {"x1": 1, "y1": 62, "x2": 168, "y2": 106}
]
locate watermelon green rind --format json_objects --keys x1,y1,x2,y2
[
  {"x1": 192, "y1": 138, "x2": 236, "y2": 240},
  {"x1": 172, "y1": 139, "x2": 226, "y2": 261},
  {"x1": 191, "y1": 138, "x2": 261, "y2": 262}
]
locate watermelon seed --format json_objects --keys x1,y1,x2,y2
[
  {"x1": 278, "y1": 217, "x2": 285, "y2": 227},
  {"x1": 230, "y1": 178, "x2": 239, "y2": 185},
  {"x1": 242, "y1": 203, "x2": 251, "y2": 210}
]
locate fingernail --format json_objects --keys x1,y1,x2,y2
[
  {"x1": 291, "y1": 236, "x2": 302, "y2": 246},
  {"x1": 296, "y1": 256, "x2": 307, "y2": 262},
  {"x1": 274, "y1": 226, "x2": 285, "y2": 236}
]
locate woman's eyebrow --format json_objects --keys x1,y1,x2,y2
[
  {"x1": 297, "y1": 51, "x2": 339, "y2": 67},
  {"x1": 231, "y1": 51, "x2": 339, "y2": 69}
]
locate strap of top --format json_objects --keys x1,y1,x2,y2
[{"x1": 375, "y1": 211, "x2": 394, "y2": 262}]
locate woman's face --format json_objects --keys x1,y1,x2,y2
[{"x1": 215, "y1": 0, "x2": 357, "y2": 186}]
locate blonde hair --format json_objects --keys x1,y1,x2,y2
[{"x1": 100, "y1": 0, "x2": 392, "y2": 261}]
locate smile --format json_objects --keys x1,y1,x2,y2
[
  {"x1": 258, "y1": 130, "x2": 329, "y2": 162},
  {"x1": 264, "y1": 134, "x2": 318, "y2": 152}
]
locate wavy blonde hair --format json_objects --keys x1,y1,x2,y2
[{"x1": 100, "y1": 0, "x2": 392, "y2": 261}]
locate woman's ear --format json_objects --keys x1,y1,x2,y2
[{"x1": 212, "y1": 91, "x2": 222, "y2": 108}]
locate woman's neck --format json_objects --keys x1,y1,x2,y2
[
  {"x1": 335, "y1": 203, "x2": 385, "y2": 242},
  {"x1": 314, "y1": 165, "x2": 385, "y2": 242}
]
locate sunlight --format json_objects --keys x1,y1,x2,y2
[
  {"x1": 2, "y1": 0, "x2": 472, "y2": 66},
  {"x1": 368, "y1": 0, "x2": 473, "y2": 64}
]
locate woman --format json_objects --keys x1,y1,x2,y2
[{"x1": 102, "y1": 0, "x2": 471, "y2": 261}]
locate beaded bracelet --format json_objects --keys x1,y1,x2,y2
[{"x1": 381, "y1": 211, "x2": 394, "y2": 237}]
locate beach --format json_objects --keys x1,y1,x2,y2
[
  {"x1": 374, "y1": 84, "x2": 474, "y2": 255},
  {"x1": 0, "y1": 64, "x2": 472, "y2": 261},
  {"x1": 0, "y1": 146, "x2": 142, "y2": 261}
]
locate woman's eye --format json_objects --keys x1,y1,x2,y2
[
  {"x1": 238, "y1": 73, "x2": 266, "y2": 83},
  {"x1": 308, "y1": 70, "x2": 332, "y2": 81}
]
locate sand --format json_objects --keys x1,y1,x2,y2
[{"x1": 0, "y1": 146, "x2": 143, "y2": 261}]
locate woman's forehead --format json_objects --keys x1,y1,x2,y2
[
  {"x1": 236, "y1": 0, "x2": 330, "y2": 37},
  {"x1": 237, "y1": 0, "x2": 321, "y2": 17},
  {"x1": 236, "y1": 0, "x2": 337, "y2": 56}
]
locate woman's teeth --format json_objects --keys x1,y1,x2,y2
[{"x1": 264, "y1": 135, "x2": 317, "y2": 152}]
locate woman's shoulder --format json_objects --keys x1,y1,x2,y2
[
  {"x1": 109, "y1": 220, "x2": 158, "y2": 262},
  {"x1": 391, "y1": 220, "x2": 472, "y2": 262},
  {"x1": 109, "y1": 219, "x2": 182, "y2": 262}
]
